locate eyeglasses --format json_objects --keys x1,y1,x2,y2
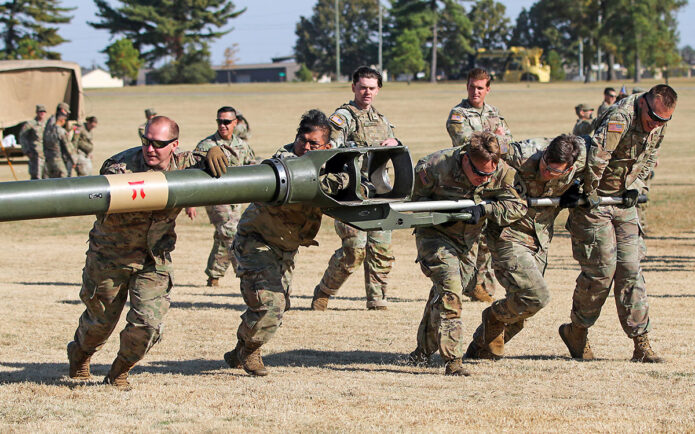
[
  {"x1": 643, "y1": 96, "x2": 671, "y2": 123},
  {"x1": 466, "y1": 154, "x2": 496, "y2": 177},
  {"x1": 607, "y1": 94, "x2": 617, "y2": 99},
  {"x1": 542, "y1": 153, "x2": 570, "y2": 175},
  {"x1": 141, "y1": 135, "x2": 178, "y2": 149},
  {"x1": 296, "y1": 135, "x2": 327, "y2": 150},
  {"x1": 216, "y1": 118, "x2": 236, "y2": 126}
]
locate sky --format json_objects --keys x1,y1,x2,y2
[{"x1": 54, "y1": 0, "x2": 695, "y2": 69}]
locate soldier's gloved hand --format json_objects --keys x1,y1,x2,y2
[
  {"x1": 621, "y1": 189, "x2": 640, "y2": 208},
  {"x1": 583, "y1": 191, "x2": 601, "y2": 209},
  {"x1": 559, "y1": 183, "x2": 582, "y2": 208},
  {"x1": 206, "y1": 146, "x2": 228, "y2": 178},
  {"x1": 464, "y1": 204, "x2": 486, "y2": 225}
]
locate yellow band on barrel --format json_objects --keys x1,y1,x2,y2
[{"x1": 105, "y1": 172, "x2": 169, "y2": 213}]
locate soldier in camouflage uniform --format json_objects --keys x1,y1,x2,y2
[
  {"x1": 43, "y1": 107, "x2": 74, "y2": 178},
  {"x1": 235, "y1": 112, "x2": 251, "y2": 141},
  {"x1": 406, "y1": 132, "x2": 527, "y2": 376},
  {"x1": 311, "y1": 66, "x2": 399, "y2": 311},
  {"x1": 465, "y1": 135, "x2": 586, "y2": 359},
  {"x1": 18, "y1": 104, "x2": 48, "y2": 179},
  {"x1": 66, "y1": 116, "x2": 231, "y2": 390},
  {"x1": 572, "y1": 103, "x2": 594, "y2": 136},
  {"x1": 446, "y1": 68, "x2": 513, "y2": 303},
  {"x1": 138, "y1": 108, "x2": 156, "y2": 138},
  {"x1": 224, "y1": 110, "x2": 352, "y2": 376},
  {"x1": 560, "y1": 84, "x2": 677, "y2": 363},
  {"x1": 185, "y1": 107, "x2": 257, "y2": 287},
  {"x1": 597, "y1": 87, "x2": 617, "y2": 118},
  {"x1": 71, "y1": 116, "x2": 98, "y2": 176}
]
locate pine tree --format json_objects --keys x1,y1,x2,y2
[{"x1": 0, "y1": 0, "x2": 73, "y2": 60}]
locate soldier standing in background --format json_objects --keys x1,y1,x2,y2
[
  {"x1": 185, "y1": 106, "x2": 257, "y2": 287},
  {"x1": 72, "y1": 116, "x2": 98, "y2": 176},
  {"x1": 597, "y1": 87, "x2": 617, "y2": 118},
  {"x1": 43, "y1": 104, "x2": 73, "y2": 178},
  {"x1": 311, "y1": 66, "x2": 398, "y2": 311},
  {"x1": 138, "y1": 108, "x2": 156, "y2": 138},
  {"x1": 560, "y1": 84, "x2": 677, "y2": 363},
  {"x1": 445, "y1": 67, "x2": 513, "y2": 303},
  {"x1": 572, "y1": 103, "x2": 594, "y2": 136},
  {"x1": 19, "y1": 104, "x2": 48, "y2": 179},
  {"x1": 66, "y1": 116, "x2": 231, "y2": 390}
]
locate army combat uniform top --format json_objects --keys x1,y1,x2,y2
[
  {"x1": 572, "y1": 119, "x2": 594, "y2": 136},
  {"x1": 328, "y1": 101, "x2": 395, "y2": 148},
  {"x1": 446, "y1": 99, "x2": 513, "y2": 148},
  {"x1": 597, "y1": 100, "x2": 611, "y2": 118},
  {"x1": 411, "y1": 146, "x2": 526, "y2": 361},
  {"x1": 71, "y1": 122, "x2": 95, "y2": 176},
  {"x1": 19, "y1": 117, "x2": 47, "y2": 179},
  {"x1": 42, "y1": 116, "x2": 74, "y2": 178}
]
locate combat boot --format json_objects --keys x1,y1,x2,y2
[
  {"x1": 444, "y1": 358, "x2": 471, "y2": 376},
  {"x1": 558, "y1": 323, "x2": 594, "y2": 360},
  {"x1": 311, "y1": 286, "x2": 330, "y2": 311},
  {"x1": 481, "y1": 307, "x2": 505, "y2": 357},
  {"x1": 404, "y1": 348, "x2": 430, "y2": 367},
  {"x1": 468, "y1": 285, "x2": 494, "y2": 303},
  {"x1": 103, "y1": 356, "x2": 136, "y2": 391},
  {"x1": 240, "y1": 343, "x2": 268, "y2": 376},
  {"x1": 67, "y1": 341, "x2": 93, "y2": 380},
  {"x1": 206, "y1": 277, "x2": 219, "y2": 287},
  {"x1": 223, "y1": 340, "x2": 243, "y2": 369},
  {"x1": 631, "y1": 333, "x2": 664, "y2": 363}
]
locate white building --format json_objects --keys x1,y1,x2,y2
[{"x1": 82, "y1": 68, "x2": 123, "y2": 88}]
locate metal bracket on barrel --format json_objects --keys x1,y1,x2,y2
[{"x1": 262, "y1": 158, "x2": 290, "y2": 206}]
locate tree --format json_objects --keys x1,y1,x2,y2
[
  {"x1": 388, "y1": 29, "x2": 425, "y2": 80},
  {"x1": 680, "y1": 45, "x2": 695, "y2": 65},
  {"x1": 105, "y1": 38, "x2": 143, "y2": 82},
  {"x1": 467, "y1": 0, "x2": 510, "y2": 50},
  {"x1": 294, "y1": 0, "x2": 380, "y2": 79},
  {"x1": 546, "y1": 49, "x2": 565, "y2": 81},
  {"x1": 224, "y1": 43, "x2": 240, "y2": 67},
  {"x1": 150, "y1": 44, "x2": 216, "y2": 84},
  {"x1": 0, "y1": 0, "x2": 73, "y2": 60},
  {"x1": 295, "y1": 63, "x2": 314, "y2": 82}
]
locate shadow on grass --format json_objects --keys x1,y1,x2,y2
[
  {"x1": 15, "y1": 281, "x2": 200, "y2": 289},
  {"x1": 57, "y1": 299, "x2": 248, "y2": 311},
  {"x1": 194, "y1": 292, "x2": 426, "y2": 304}
]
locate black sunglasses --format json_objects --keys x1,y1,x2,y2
[
  {"x1": 466, "y1": 154, "x2": 496, "y2": 177},
  {"x1": 643, "y1": 96, "x2": 671, "y2": 123},
  {"x1": 216, "y1": 118, "x2": 236, "y2": 126},
  {"x1": 542, "y1": 153, "x2": 570, "y2": 175},
  {"x1": 141, "y1": 135, "x2": 178, "y2": 149}
]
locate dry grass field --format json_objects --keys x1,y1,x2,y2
[{"x1": 1, "y1": 79, "x2": 694, "y2": 432}]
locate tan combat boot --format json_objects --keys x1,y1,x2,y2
[
  {"x1": 223, "y1": 340, "x2": 243, "y2": 369},
  {"x1": 558, "y1": 323, "x2": 594, "y2": 360},
  {"x1": 404, "y1": 348, "x2": 430, "y2": 367},
  {"x1": 481, "y1": 307, "x2": 505, "y2": 358},
  {"x1": 240, "y1": 344, "x2": 268, "y2": 376},
  {"x1": 67, "y1": 341, "x2": 93, "y2": 380},
  {"x1": 468, "y1": 285, "x2": 494, "y2": 303},
  {"x1": 206, "y1": 277, "x2": 219, "y2": 287},
  {"x1": 632, "y1": 333, "x2": 664, "y2": 363},
  {"x1": 311, "y1": 286, "x2": 330, "y2": 311},
  {"x1": 444, "y1": 359, "x2": 471, "y2": 376},
  {"x1": 103, "y1": 356, "x2": 136, "y2": 391}
]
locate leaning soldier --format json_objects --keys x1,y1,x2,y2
[
  {"x1": 465, "y1": 134, "x2": 585, "y2": 359},
  {"x1": 445, "y1": 67, "x2": 513, "y2": 303},
  {"x1": 138, "y1": 108, "x2": 156, "y2": 138},
  {"x1": 18, "y1": 104, "x2": 48, "y2": 179},
  {"x1": 185, "y1": 106, "x2": 257, "y2": 287},
  {"x1": 72, "y1": 116, "x2": 98, "y2": 176},
  {"x1": 66, "y1": 116, "x2": 230, "y2": 390},
  {"x1": 406, "y1": 131, "x2": 527, "y2": 375},
  {"x1": 311, "y1": 66, "x2": 399, "y2": 311},
  {"x1": 43, "y1": 109, "x2": 72, "y2": 178},
  {"x1": 224, "y1": 109, "x2": 353, "y2": 376},
  {"x1": 560, "y1": 84, "x2": 677, "y2": 363},
  {"x1": 572, "y1": 103, "x2": 594, "y2": 136}
]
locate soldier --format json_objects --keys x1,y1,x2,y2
[
  {"x1": 184, "y1": 106, "x2": 257, "y2": 287},
  {"x1": 72, "y1": 116, "x2": 98, "y2": 176},
  {"x1": 311, "y1": 66, "x2": 399, "y2": 311},
  {"x1": 224, "y1": 109, "x2": 352, "y2": 376},
  {"x1": 560, "y1": 84, "x2": 677, "y2": 363},
  {"x1": 597, "y1": 87, "x2": 617, "y2": 118},
  {"x1": 43, "y1": 106, "x2": 74, "y2": 178},
  {"x1": 18, "y1": 104, "x2": 48, "y2": 179},
  {"x1": 138, "y1": 108, "x2": 156, "y2": 138},
  {"x1": 235, "y1": 112, "x2": 251, "y2": 141},
  {"x1": 445, "y1": 67, "x2": 513, "y2": 303},
  {"x1": 66, "y1": 116, "x2": 231, "y2": 390},
  {"x1": 572, "y1": 103, "x2": 594, "y2": 136},
  {"x1": 465, "y1": 134, "x2": 586, "y2": 360},
  {"x1": 406, "y1": 132, "x2": 527, "y2": 375}
]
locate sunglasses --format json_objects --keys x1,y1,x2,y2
[
  {"x1": 643, "y1": 96, "x2": 671, "y2": 123},
  {"x1": 216, "y1": 118, "x2": 236, "y2": 126},
  {"x1": 542, "y1": 153, "x2": 570, "y2": 175},
  {"x1": 296, "y1": 135, "x2": 327, "y2": 150},
  {"x1": 607, "y1": 94, "x2": 617, "y2": 98},
  {"x1": 141, "y1": 135, "x2": 178, "y2": 149},
  {"x1": 466, "y1": 154, "x2": 496, "y2": 177}
]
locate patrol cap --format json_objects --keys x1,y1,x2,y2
[
  {"x1": 632, "y1": 87, "x2": 645, "y2": 94},
  {"x1": 57, "y1": 102, "x2": 71, "y2": 114},
  {"x1": 36, "y1": 104, "x2": 46, "y2": 112},
  {"x1": 145, "y1": 108, "x2": 157, "y2": 118},
  {"x1": 575, "y1": 103, "x2": 594, "y2": 111}
]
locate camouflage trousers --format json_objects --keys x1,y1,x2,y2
[
  {"x1": 23, "y1": 147, "x2": 46, "y2": 179},
  {"x1": 204, "y1": 204, "x2": 241, "y2": 279},
  {"x1": 316, "y1": 220, "x2": 394, "y2": 309},
  {"x1": 414, "y1": 234, "x2": 476, "y2": 361},
  {"x1": 74, "y1": 153, "x2": 92, "y2": 176},
  {"x1": 486, "y1": 235, "x2": 550, "y2": 343},
  {"x1": 45, "y1": 155, "x2": 67, "y2": 178},
  {"x1": 73, "y1": 253, "x2": 172, "y2": 364},
  {"x1": 567, "y1": 205, "x2": 650, "y2": 338},
  {"x1": 465, "y1": 236, "x2": 498, "y2": 298},
  {"x1": 234, "y1": 233, "x2": 295, "y2": 347}
]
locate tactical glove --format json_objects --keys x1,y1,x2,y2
[
  {"x1": 206, "y1": 146, "x2": 228, "y2": 178},
  {"x1": 559, "y1": 183, "x2": 582, "y2": 208},
  {"x1": 583, "y1": 190, "x2": 601, "y2": 209},
  {"x1": 464, "y1": 204, "x2": 486, "y2": 225},
  {"x1": 621, "y1": 189, "x2": 640, "y2": 208}
]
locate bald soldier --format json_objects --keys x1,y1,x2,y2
[{"x1": 66, "y1": 116, "x2": 231, "y2": 390}]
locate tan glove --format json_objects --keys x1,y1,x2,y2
[{"x1": 206, "y1": 146, "x2": 228, "y2": 177}]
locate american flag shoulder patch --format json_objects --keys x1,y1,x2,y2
[
  {"x1": 330, "y1": 114, "x2": 345, "y2": 127},
  {"x1": 450, "y1": 113, "x2": 463, "y2": 122},
  {"x1": 607, "y1": 121, "x2": 625, "y2": 133}
]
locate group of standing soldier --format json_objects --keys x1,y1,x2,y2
[{"x1": 64, "y1": 64, "x2": 677, "y2": 388}]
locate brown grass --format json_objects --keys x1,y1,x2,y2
[{"x1": 1, "y1": 79, "x2": 695, "y2": 432}]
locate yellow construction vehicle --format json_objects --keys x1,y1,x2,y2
[{"x1": 473, "y1": 46, "x2": 551, "y2": 83}]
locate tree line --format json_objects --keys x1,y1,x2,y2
[{"x1": 0, "y1": 0, "x2": 688, "y2": 84}]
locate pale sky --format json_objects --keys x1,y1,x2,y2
[{"x1": 54, "y1": 0, "x2": 695, "y2": 68}]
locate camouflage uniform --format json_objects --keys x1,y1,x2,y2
[
  {"x1": 43, "y1": 115, "x2": 74, "y2": 178},
  {"x1": 572, "y1": 119, "x2": 594, "y2": 136},
  {"x1": 567, "y1": 93, "x2": 663, "y2": 338},
  {"x1": 597, "y1": 101, "x2": 611, "y2": 118},
  {"x1": 138, "y1": 123, "x2": 146, "y2": 138},
  {"x1": 72, "y1": 122, "x2": 95, "y2": 176},
  {"x1": 71, "y1": 144, "x2": 233, "y2": 365},
  {"x1": 315, "y1": 101, "x2": 396, "y2": 309},
  {"x1": 234, "y1": 144, "x2": 349, "y2": 346},
  {"x1": 412, "y1": 147, "x2": 526, "y2": 361},
  {"x1": 446, "y1": 99, "x2": 513, "y2": 299},
  {"x1": 234, "y1": 116, "x2": 250, "y2": 141},
  {"x1": 195, "y1": 132, "x2": 257, "y2": 280},
  {"x1": 19, "y1": 117, "x2": 47, "y2": 179}
]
